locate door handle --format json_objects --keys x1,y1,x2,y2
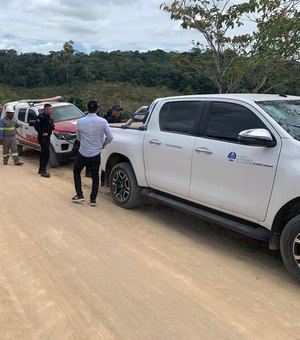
[
  {"x1": 195, "y1": 147, "x2": 213, "y2": 154},
  {"x1": 149, "y1": 139, "x2": 162, "y2": 145}
]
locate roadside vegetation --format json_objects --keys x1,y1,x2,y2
[{"x1": 0, "y1": 81, "x2": 179, "y2": 120}]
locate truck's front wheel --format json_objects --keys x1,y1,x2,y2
[
  {"x1": 109, "y1": 162, "x2": 142, "y2": 209},
  {"x1": 280, "y1": 215, "x2": 300, "y2": 283}
]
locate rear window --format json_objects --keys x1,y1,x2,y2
[
  {"x1": 159, "y1": 101, "x2": 204, "y2": 135},
  {"x1": 38, "y1": 104, "x2": 83, "y2": 122},
  {"x1": 257, "y1": 100, "x2": 300, "y2": 140}
]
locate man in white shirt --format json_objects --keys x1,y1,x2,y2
[{"x1": 72, "y1": 100, "x2": 113, "y2": 206}]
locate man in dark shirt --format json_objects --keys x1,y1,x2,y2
[
  {"x1": 105, "y1": 104, "x2": 122, "y2": 123},
  {"x1": 34, "y1": 103, "x2": 55, "y2": 178}
]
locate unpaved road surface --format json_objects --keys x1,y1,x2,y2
[{"x1": 1, "y1": 149, "x2": 300, "y2": 340}]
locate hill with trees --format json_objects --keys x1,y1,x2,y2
[{"x1": 1, "y1": 47, "x2": 299, "y2": 95}]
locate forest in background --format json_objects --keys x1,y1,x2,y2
[{"x1": 0, "y1": 48, "x2": 299, "y2": 117}]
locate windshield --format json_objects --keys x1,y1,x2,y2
[
  {"x1": 38, "y1": 104, "x2": 84, "y2": 122},
  {"x1": 257, "y1": 100, "x2": 300, "y2": 141}
]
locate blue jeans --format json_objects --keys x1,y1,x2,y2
[{"x1": 73, "y1": 152, "x2": 101, "y2": 201}]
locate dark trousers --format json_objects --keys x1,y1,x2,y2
[
  {"x1": 38, "y1": 136, "x2": 50, "y2": 172},
  {"x1": 73, "y1": 152, "x2": 101, "y2": 201}
]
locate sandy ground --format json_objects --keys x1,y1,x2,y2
[{"x1": 0, "y1": 149, "x2": 300, "y2": 340}]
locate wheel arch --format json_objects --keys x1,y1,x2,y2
[
  {"x1": 270, "y1": 197, "x2": 300, "y2": 250},
  {"x1": 104, "y1": 153, "x2": 131, "y2": 186},
  {"x1": 109, "y1": 162, "x2": 142, "y2": 209}
]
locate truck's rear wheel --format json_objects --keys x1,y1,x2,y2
[
  {"x1": 109, "y1": 162, "x2": 142, "y2": 209},
  {"x1": 280, "y1": 215, "x2": 300, "y2": 283}
]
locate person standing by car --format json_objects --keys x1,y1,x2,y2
[
  {"x1": 0, "y1": 105, "x2": 23, "y2": 166},
  {"x1": 34, "y1": 103, "x2": 55, "y2": 178},
  {"x1": 82, "y1": 110, "x2": 91, "y2": 178},
  {"x1": 72, "y1": 100, "x2": 113, "y2": 206},
  {"x1": 105, "y1": 104, "x2": 122, "y2": 123},
  {"x1": 103, "y1": 108, "x2": 112, "y2": 120}
]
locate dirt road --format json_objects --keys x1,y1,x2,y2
[{"x1": 0, "y1": 150, "x2": 300, "y2": 340}]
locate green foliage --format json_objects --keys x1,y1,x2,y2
[
  {"x1": 68, "y1": 96, "x2": 86, "y2": 112},
  {"x1": 161, "y1": 0, "x2": 300, "y2": 93},
  {"x1": 62, "y1": 40, "x2": 75, "y2": 94},
  {"x1": 0, "y1": 48, "x2": 219, "y2": 94},
  {"x1": 0, "y1": 36, "x2": 299, "y2": 104},
  {"x1": 0, "y1": 80, "x2": 180, "y2": 121},
  {"x1": 63, "y1": 40, "x2": 75, "y2": 62}
]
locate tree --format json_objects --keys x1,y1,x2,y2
[
  {"x1": 160, "y1": 0, "x2": 300, "y2": 93},
  {"x1": 63, "y1": 40, "x2": 75, "y2": 93},
  {"x1": 238, "y1": 0, "x2": 300, "y2": 92}
]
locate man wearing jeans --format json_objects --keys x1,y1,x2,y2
[{"x1": 72, "y1": 100, "x2": 113, "y2": 206}]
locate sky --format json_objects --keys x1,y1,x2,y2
[{"x1": 0, "y1": 0, "x2": 204, "y2": 55}]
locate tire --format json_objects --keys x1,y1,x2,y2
[
  {"x1": 49, "y1": 145, "x2": 60, "y2": 168},
  {"x1": 17, "y1": 144, "x2": 23, "y2": 156},
  {"x1": 280, "y1": 215, "x2": 300, "y2": 283},
  {"x1": 109, "y1": 162, "x2": 142, "y2": 209}
]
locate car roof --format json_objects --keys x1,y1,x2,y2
[
  {"x1": 161, "y1": 93, "x2": 300, "y2": 103},
  {"x1": 15, "y1": 101, "x2": 71, "y2": 109}
]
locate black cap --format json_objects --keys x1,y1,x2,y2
[
  {"x1": 112, "y1": 103, "x2": 123, "y2": 111},
  {"x1": 87, "y1": 100, "x2": 99, "y2": 112}
]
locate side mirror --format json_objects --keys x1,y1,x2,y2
[
  {"x1": 238, "y1": 128, "x2": 276, "y2": 147},
  {"x1": 132, "y1": 113, "x2": 148, "y2": 123},
  {"x1": 121, "y1": 111, "x2": 149, "y2": 128}
]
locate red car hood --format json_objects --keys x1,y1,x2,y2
[{"x1": 54, "y1": 119, "x2": 78, "y2": 133}]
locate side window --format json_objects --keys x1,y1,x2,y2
[
  {"x1": 27, "y1": 109, "x2": 37, "y2": 123},
  {"x1": 18, "y1": 108, "x2": 26, "y2": 122},
  {"x1": 206, "y1": 102, "x2": 267, "y2": 142},
  {"x1": 159, "y1": 101, "x2": 203, "y2": 135}
]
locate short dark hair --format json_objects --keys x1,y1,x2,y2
[
  {"x1": 44, "y1": 103, "x2": 52, "y2": 109},
  {"x1": 87, "y1": 100, "x2": 99, "y2": 113}
]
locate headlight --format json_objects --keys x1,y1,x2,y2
[{"x1": 54, "y1": 132, "x2": 76, "y2": 141}]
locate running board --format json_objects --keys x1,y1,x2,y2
[{"x1": 141, "y1": 189, "x2": 269, "y2": 242}]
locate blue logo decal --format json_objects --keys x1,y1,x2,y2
[{"x1": 228, "y1": 152, "x2": 236, "y2": 161}]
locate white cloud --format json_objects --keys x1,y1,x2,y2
[{"x1": 0, "y1": 0, "x2": 221, "y2": 54}]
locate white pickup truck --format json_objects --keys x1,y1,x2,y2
[
  {"x1": 1, "y1": 96, "x2": 84, "y2": 167},
  {"x1": 101, "y1": 94, "x2": 300, "y2": 282}
]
